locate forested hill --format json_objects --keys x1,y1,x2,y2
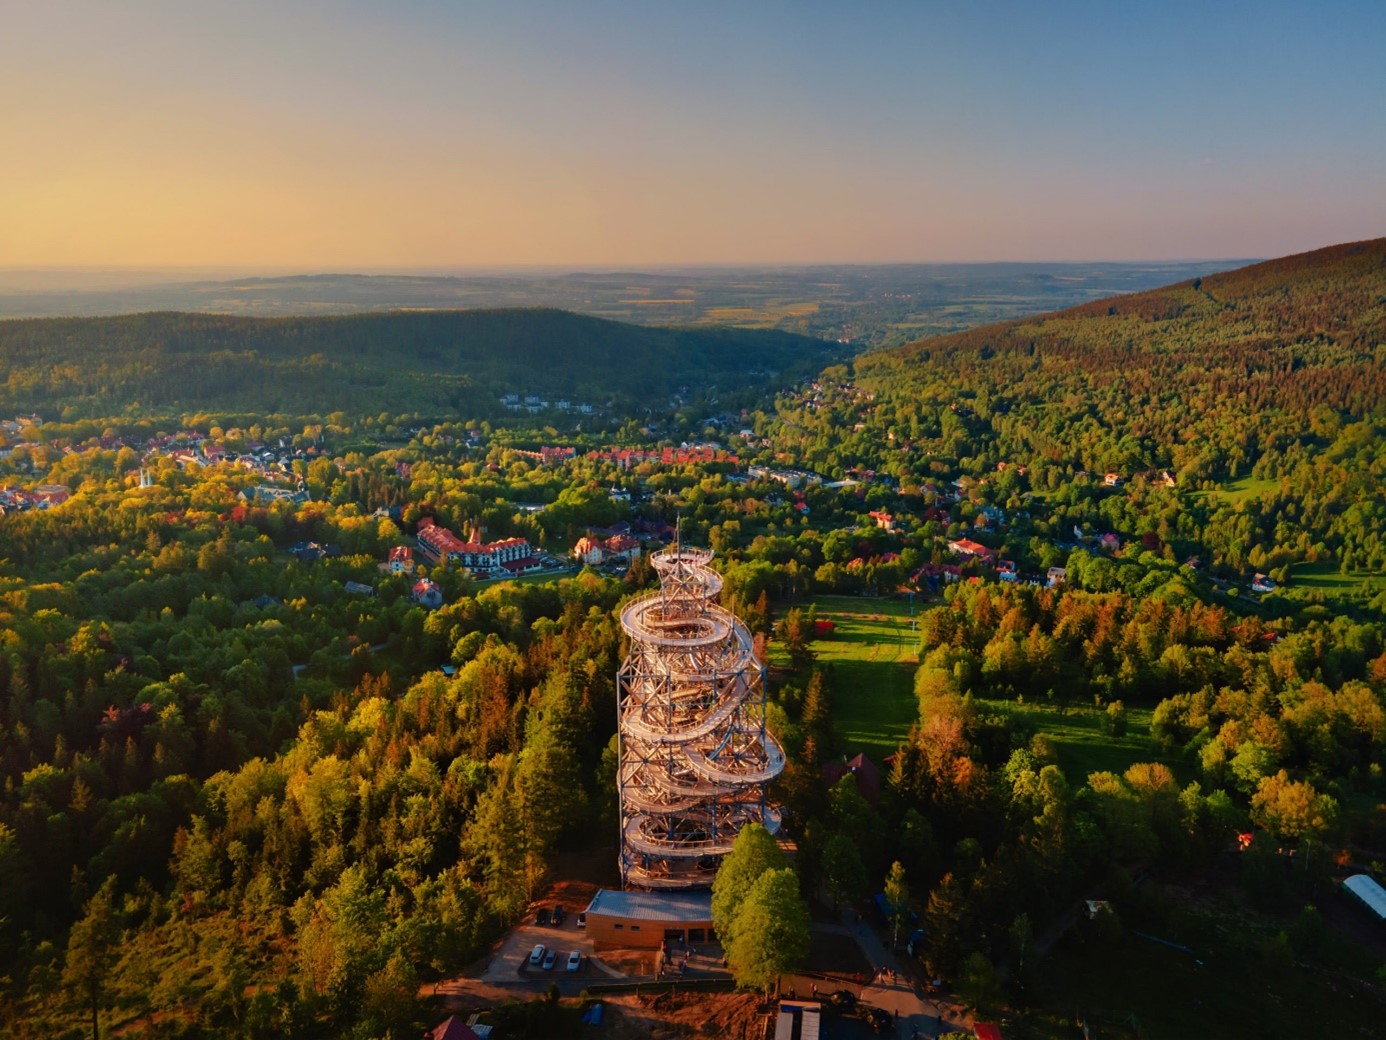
[
  {"x1": 0, "y1": 308, "x2": 839, "y2": 418},
  {"x1": 849, "y1": 237, "x2": 1386, "y2": 480}
]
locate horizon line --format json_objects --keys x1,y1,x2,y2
[{"x1": 0, "y1": 256, "x2": 1261, "y2": 277}]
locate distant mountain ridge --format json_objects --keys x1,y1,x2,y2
[
  {"x1": 0, "y1": 260, "x2": 1247, "y2": 347},
  {"x1": 0, "y1": 307, "x2": 840, "y2": 419}
]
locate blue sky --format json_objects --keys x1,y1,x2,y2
[{"x1": 2, "y1": 0, "x2": 1382, "y2": 265}]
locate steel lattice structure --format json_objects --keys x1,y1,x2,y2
[{"x1": 617, "y1": 543, "x2": 785, "y2": 889}]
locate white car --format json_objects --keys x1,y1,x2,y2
[
  {"x1": 566, "y1": 950, "x2": 582, "y2": 972},
  {"x1": 528, "y1": 944, "x2": 545, "y2": 966}
]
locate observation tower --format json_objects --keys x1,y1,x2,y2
[{"x1": 617, "y1": 542, "x2": 785, "y2": 889}]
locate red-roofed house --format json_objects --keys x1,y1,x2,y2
[
  {"x1": 572, "y1": 533, "x2": 642, "y2": 566},
  {"x1": 868, "y1": 509, "x2": 897, "y2": 531},
  {"x1": 573, "y1": 535, "x2": 604, "y2": 566},
  {"x1": 604, "y1": 533, "x2": 641, "y2": 563},
  {"x1": 412, "y1": 578, "x2": 443, "y2": 609},
  {"x1": 33, "y1": 484, "x2": 71, "y2": 507},
  {"x1": 387, "y1": 545, "x2": 415, "y2": 574},
  {"x1": 948, "y1": 537, "x2": 995, "y2": 564}
]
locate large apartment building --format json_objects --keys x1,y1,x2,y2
[{"x1": 415, "y1": 517, "x2": 531, "y2": 573}]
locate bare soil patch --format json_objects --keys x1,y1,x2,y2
[{"x1": 604, "y1": 989, "x2": 771, "y2": 1039}]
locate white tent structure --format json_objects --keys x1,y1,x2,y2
[{"x1": 1343, "y1": 874, "x2": 1386, "y2": 922}]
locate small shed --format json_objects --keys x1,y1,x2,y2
[
  {"x1": 774, "y1": 1000, "x2": 821, "y2": 1040},
  {"x1": 1343, "y1": 874, "x2": 1386, "y2": 923}
]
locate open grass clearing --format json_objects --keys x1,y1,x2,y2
[
  {"x1": 1283, "y1": 560, "x2": 1383, "y2": 597},
  {"x1": 971, "y1": 698, "x2": 1187, "y2": 783},
  {"x1": 791, "y1": 595, "x2": 1184, "y2": 781},
  {"x1": 795, "y1": 594, "x2": 922, "y2": 760},
  {"x1": 1200, "y1": 474, "x2": 1280, "y2": 503}
]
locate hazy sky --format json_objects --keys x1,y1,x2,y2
[{"x1": 3, "y1": 1, "x2": 1383, "y2": 267}]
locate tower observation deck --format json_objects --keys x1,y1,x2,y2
[{"x1": 617, "y1": 543, "x2": 785, "y2": 889}]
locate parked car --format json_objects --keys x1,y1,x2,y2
[
  {"x1": 827, "y1": 989, "x2": 858, "y2": 1012},
  {"x1": 528, "y1": 944, "x2": 546, "y2": 966},
  {"x1": 566, "y1": 950, "x2": 582, "y2": 972},
  {"x1": 577, "y1": 911, "x2": 587, "y2": 929},
  {"x1": 862, "y1": 1006, "x2": 892, "y2": 1034},
  {"x1": 552, "y1": 904, "x2": 565, "y2": 926},
  {"x1": 542, "y1": 950, "x2": 557, "y2": 971},
  {"x1": 536, "y1": 907, "x2": 551, "y2": 926}
]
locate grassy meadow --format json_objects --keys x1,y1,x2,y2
[
  {"x1": 1209, "y1": 473, "x2": 1280, "y2": 502},
  {"x1": 799, "y1": 594, "x2": 921, "y2": 760},
  {"x1": 800, "y1": 595, "x2": 1176, "y2": 782},
  {"x1": 1281, "y1": 561, "x2": 1384, "y2": 605}
]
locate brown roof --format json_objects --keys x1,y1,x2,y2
[
  {"x1": 822, "y1": 752, "x2": 881, "y2": 805},
  {"x1": 428, "y1": 1016, "x2": 483, "y2": 1040}
]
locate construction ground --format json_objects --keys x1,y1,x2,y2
[{"x1": 428, "y1": 878, "x2": 981, "y2": 1039}]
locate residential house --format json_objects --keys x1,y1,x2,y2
[
  {"x1": 913, "y1": 563, "x2": 962, "y2": 588},
  {"x1": 32, "y1": 484, "x2": 71, "y2": 507},
  {"x1": 387, "y1": 546, "x2": 415, "y2": 574},
  {"x1": 868, "y1": 509, "x2": 896, "y2": 531},
  {"x1": 1046, "y1": 566, "x2": 1067, "y2": 588},
  {"x1": 573, "y1": 533, "x2": 642, "y2": 567},
  {"x1": 573, "y1": 536, "x2": 605, "y2": 566},
  {"x1": 976, "y1": 505, "x2": 1005, "y2": 528},
  {"x1": 948, "y1": 538, "x2": 995, "y2": 565},
  {"x1": 412, "y1": 578, "x2": 444, "y2": 609}
]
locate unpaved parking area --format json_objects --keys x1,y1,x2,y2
[{"x1": 480, "y1": 909, "x2": 620, "y2": 984}]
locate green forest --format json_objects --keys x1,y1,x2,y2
[
  {"x1": 0, "y1": 238, "x2": 1383, "y2": 1038},
  {"x1": 0, "y1": 309, "x2": 840, "y2": 419}
]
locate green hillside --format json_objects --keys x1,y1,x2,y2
[
  {"x1": 856, "y1": 237, "x2": 1386, "y2": 458},
  {"x1": 0, "y1": 307, "x2": 840, "y2": 419},
  {"x1": 768, "y1": 239, "x2": 1386, "y2": 578}
]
